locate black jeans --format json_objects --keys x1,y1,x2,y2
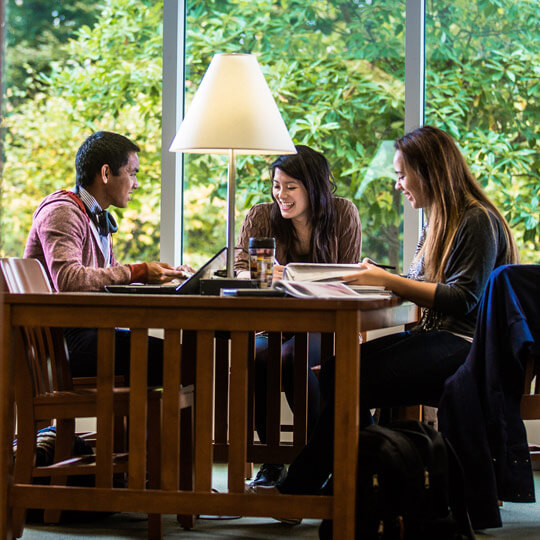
[
  {"x1": 64, "y1": 327, "x2": 164, "y2": 386},
  {"x1": 254, "y1": 333, "x2": 322, "y2": 449},
  {"x1": 278, "y1": 330, "x2": 472, "y2": 495}
]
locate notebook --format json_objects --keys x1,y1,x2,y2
[{"x1": 105, "y1": 247, "x2": 227, "y2": 295}]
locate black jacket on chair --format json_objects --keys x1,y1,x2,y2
[{"x1": 438, "y1": 264, "x2": 540, "y2": 530}]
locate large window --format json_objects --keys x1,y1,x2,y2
[
  {"x1": 425, "y1": 0, "x2": 539, "y2": 263},
  {"x1": 2, "y1": 1, "x2": 537, "y2": 266},
  {"x1": 1, "y1": 0, "x2": 164, "y2": 262},
  {"x1": 183, "y1": 0, "x2": 406, "y2": 268}
]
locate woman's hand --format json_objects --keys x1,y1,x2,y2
[
  {"x1": 343, "y1": 260, "x2": 390, "y2": 287},
  {"x1": 272, "y1": 264, "x2": 285, "y2": 282},
  {"x1": 345, "y1": 257, "x2": 438, "y2": 307},
  {"x1": 236, "y1": 270, "x2": 251, "y2": 280}
]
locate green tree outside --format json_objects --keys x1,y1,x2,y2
[
  {"x1": 5, "y1": 0, "x2": 100, "y2": 103},
  {"x1": 425, "y1": 0, "x2": 539, "y2": 261},
  {"x1": 2, "y1": 0, "x2": 163, "y2": 262}
]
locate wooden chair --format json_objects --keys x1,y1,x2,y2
[
  {"x1": 521, "y1": 354, "x2": 540, "y2": 461},
  {"x1": 244, "y1": 331, "x2": 338, "y2": 467},
  {"x1": 212, "y1": 330, "x2": 315, "y2": 471},
  {"x1": 1, "y1": 257, "x2": 194, "y2": 538}
]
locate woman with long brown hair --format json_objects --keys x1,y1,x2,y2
[{"x1": 235, "y1": 144, "x2": 362, "y2": 274}]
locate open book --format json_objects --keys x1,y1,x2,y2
[
  {"x1": 275, "y1": 263, "x2": 392, "y2": 299},
  {"x1": 273, "y1": 280, "x2": 391, "y2": 299},
  {"x1": 282, "y1": 262, "x2": 364, "y2": 282}
]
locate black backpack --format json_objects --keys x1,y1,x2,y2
[{"x1": 319, "y1": 420, "x2": 476, "y2": 540}]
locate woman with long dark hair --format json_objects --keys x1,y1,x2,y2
[
  {"x1": 235, "y1": 144, "x2": 361, "y2": 274},
  {"x1": 235, "y1": 144, "x2": 362, "y2": 487}
]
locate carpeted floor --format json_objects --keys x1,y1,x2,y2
[{"x1": 20, "y1": 468, "x2": 540, "y2": 539}]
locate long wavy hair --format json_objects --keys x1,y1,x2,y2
[
  {"x1": 396, "y1": 126, "x2": 518, "y2": 282},
  {"x1": 269, "y1": 145, "x2": 337, "y2": 262}
]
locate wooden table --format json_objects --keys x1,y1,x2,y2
[{"x1": 0, "y1": 292, "x2": 416, "y2": 540}]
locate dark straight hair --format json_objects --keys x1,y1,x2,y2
[
  {"x1": 75, "y1": 131, "x2": 140, "y2": 188},
  {"x1": 269, "y1": 145, "x2": 337, "y2": 263}
]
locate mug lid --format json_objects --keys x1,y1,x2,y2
[{"x1": 249, "y1": 237, "x2": 276, "y2": 249}]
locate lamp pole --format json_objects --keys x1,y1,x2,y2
[{"x1": 226, "y1": 149, "x2": 237, "y2": 278}]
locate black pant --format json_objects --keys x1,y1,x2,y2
[
  {"x1": 254, "y1": 333, "x2": 322, "y2": 448},
  {"x1": 64, "y1": 327, "x2": 164, "y2": 386},
  {"x1": 278, "y1": 330, "x2": 471, "y2": 495}
]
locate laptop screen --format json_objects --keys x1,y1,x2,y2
[
  {"x1": 104, "y1": 247, "x2": 227, "y2": 295},
  {"x1": 175, "y1": 247, "x2": 228, "y2": 294}
]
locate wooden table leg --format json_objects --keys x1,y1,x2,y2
[
  {"x1": 0, "y1": 306, "x2": 15, "y2": 540},
  {"x1": 333, "y1": 311, "x2": 360, "y2": 540},
  {"x1": 195, "y1": 331, "x2": 214, "y2": 492},
  {"x1": 228, "y1": 332, "x2": 249, "y2": 493}
]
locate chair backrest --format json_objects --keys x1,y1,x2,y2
[
  {"x1": 0, "y1": 257, "x2": 53, "y2": 293},
  {"x1": 0, "y1": 257, "x2": 72, "y2": 395}
]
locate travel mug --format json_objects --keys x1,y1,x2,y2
[{"x1": 248, "y1": 237, "x2": 276, "y2": 288}]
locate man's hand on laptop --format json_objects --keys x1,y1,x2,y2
[
  {"x1": 146, "y1": 262, "x2": 191, "y2": 284},
  {"x1": 176, "y1": 263, "x2": 196, "y2": 277}
]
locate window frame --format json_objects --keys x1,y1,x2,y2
[{"x1": 161, "y1": 0, "x2": 424, "y2": 268}]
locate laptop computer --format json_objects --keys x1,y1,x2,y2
[{"x1": 105, "y1": 247, "x2": 228, "y2": 295}]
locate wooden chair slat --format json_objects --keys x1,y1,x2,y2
[
  {"x1": 96, "y1": 327, "x2": 115, "y2": 489},
  {"x1": 128, "y1": 329, "x2": 149, "y2": 489},
  {"x1": 266, "y1": 332, "x2": 282, "y2": 447},
  {"x1": 293, "y1": 333, "x2": 308, "y2": 447}
]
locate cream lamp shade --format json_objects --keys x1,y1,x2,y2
[
  {"x1": 169, "y1": 53, "x2": 296, "y2": 155},
  {"x1": 169, "y1": 53, "x2": 296, "y2": 277}
]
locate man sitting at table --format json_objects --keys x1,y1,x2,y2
[{"x1": 24, "y1": 131, "x2": 191, "y2": 384}]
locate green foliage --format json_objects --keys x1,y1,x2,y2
[
  {"x1": 2, "y1": 0, "x2": 163, "y2": 261},
  {"x1": 1, "y1": 0, "x2": 538, "y2": 267},
  {"x1": 426, "y1": 0, "x2": 539, "y2": 262},
  {"x1": 5, "y1": 0, "x2": 100, "y2": 102},
  {"x1": 183, "y1": 0, "x2": 406, "y2": 265},
  {"x1": 184, "y1": 0, "x2": 539, "y2": 264}
]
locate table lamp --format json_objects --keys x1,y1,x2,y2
[{"x1": 169, "y1": 53, "x2": 296, "y2": 278}]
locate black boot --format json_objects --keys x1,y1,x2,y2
[{"x1": 249, "y1": 463, "x2": 286, "y2": 487}]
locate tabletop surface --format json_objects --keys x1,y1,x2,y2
[{"x1": 3, "y1": 291, "x2": 407, "y2": 311}]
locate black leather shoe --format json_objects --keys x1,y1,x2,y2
[{"x1": 249, "y1": 463, "x2": 286, "y2": 487}]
